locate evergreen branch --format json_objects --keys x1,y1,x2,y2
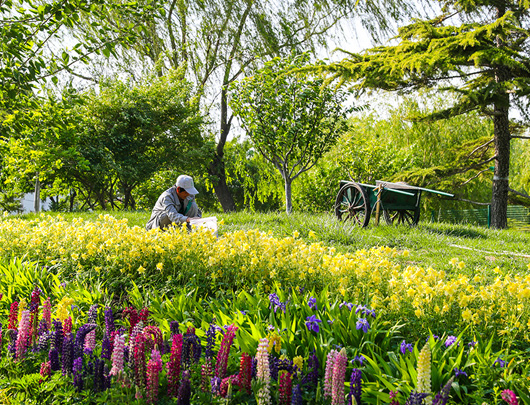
[{"x1": 467, "y1": 138, "x2": 494, "y2": 158}]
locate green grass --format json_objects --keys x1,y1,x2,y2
[{"x1": 16, "y1": 210, "x2": 530, "y2": 275}]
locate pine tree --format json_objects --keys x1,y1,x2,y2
[{"x1": 319, "y1": 0, "x2": 530, "y2": 228}]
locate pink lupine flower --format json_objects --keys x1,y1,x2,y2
[
  {"x1": 39, "y1": 360, "x2": 51, "y2": 383},
  {"x1": 29, "y1": 288, "x2": 41, "y2": 344},
  {"x1": 167, "y1": 333, "x2": 183, "y2": 398},
  {"x1": 256, "y1": 337, "x2": 271, "y2": 405},
  {"x1": 15, "y1": 310, "x2": 31, "y2": 360},
  {"x1": 146, "y1": 348, "x2": 163, "y2": 404},
  {"x1": 324, "y1": 349, "x2": 339, "y2": 399},
  {"x1": 201, "y1": 359, "x2": 213, "y2": 392},
  {"x1": 143, "y1": 325, "x2": 163, "y2": 353},
  {"x1": 501, "y1": 389, "x2": 519, "y2": 405},
  {"x1": 331, "y1": 348, "x2": 348, "y2": 405},
  {"x1": 215, "y1": 324, "x2": 238, "y2": 379},
  {"x1": 110, "y1": 333, "x2": 125, "y2": 377}
]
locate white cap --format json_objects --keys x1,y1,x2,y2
[{"x1": 176, "y1": 175, "x2": 199, "y2": 195}]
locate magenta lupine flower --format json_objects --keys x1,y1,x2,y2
[
  {"x1": 332, "y1": 348, "x2": 348, "y2": 405},
  {"x1": 8, "y1": 301, "x2": 18, "y2": 330},
  {"x1": 167, "y1": 333, "x2": 183, "y2": 398},
  {"x1": 63, "y1": 317, "x2": 72, "y2": 336},
  {"x1": 201, "y1": 359, "x2": 213, "y2": 392},
  {"x1": 215, "y1": 324, "x2": 238, "y2": 379},
  {"x1": 324, "y1": 349, "x2": 339, "y2": 399},
  {"x1": 15, "y1": 310, "x2": 31, "y2": 360},
  {"x1": 239, "y1": 353, "x2": 252, "y2": 395},
  {"x1": 29, "y1": 288, "x2": 41, "y2": 344},
  {"x1": 256, "y1": 337, "x2": 271, "y2": 405},
  {"x1": 110, "y1": 333, "x2": 125, "y2": 378},
  {"x1": 501, "y1": 389, "x2": 519, "y2": 405},
  {"x1": 279, "y1": 371, "x2": 292, "y2": 405},
  {"x1": 42, "y1": 298, "x2": 52, "y2": 331},
  {"x1": 143, "y1": 325, "x2": 163, "y2": 353},
  {"x1": 39, "y1": 360, "x2": 51, "y2": 383},
  {"x1": 389, "y1": 390, "x2": 400, "y2": 405},
  {"x1": 133, "y1": 333, "x2": 147, "y2": 392},
  {"x1": 129, "y1": 321, "x2": 144, "y2": 369},
  {"x1": 146, "y1": 348, "x2": 163, "y2": 404}
]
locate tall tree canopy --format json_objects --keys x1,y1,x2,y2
[
  {"x1": 316, "y1": 0, "x2": 530, "y2": 228},
  {"x1": 72, "y1": 0, "x2": 414, "y2": 212}
]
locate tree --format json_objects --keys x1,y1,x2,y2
[
  {"x1": 315, "y1": 0, "x2": 530, "y2": 228},
  {"x1": 71, "y1": 0, "x2": 414, "y2": 212},
  {"x1": 230, "y1": 54, "x2": 350, "y2": 213}
]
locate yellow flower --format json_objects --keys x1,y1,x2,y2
[
  {"x1": 156, "y1": 262, "x2": 163, "y2": 271},
  {"x1": 293, "y1": 231, "x2": 300, "y2": 238},
  {"x1": 402, "y1": 250, "x2": 410, "y2": 257},
  {"x1": 450, "y1": 258, "x2": 459, "y2": 266},
  {"x1": 458, "y1": 261, "x2": 465, "y2": 270},
  {"x1": 308, "y1": 230, "x2": 316, "y2": 239},
  {"x1": 293, "y1": 356, "x2": 303, "y2": 371},
  {"x1": 462, "y1": 308, "x2": 473, "y2": 322},
  {"x1": 138, "y1": 265, "x2": 146, "y2": 274}
]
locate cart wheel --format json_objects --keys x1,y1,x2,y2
[
  {"x1": 334, "y1": 183, "x2": 371, "y2": 227},
  {"x1": 383, "y1": 209, "x2": 420, "y2": 226}
]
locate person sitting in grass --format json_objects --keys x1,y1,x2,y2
[{"x1": 146, "y1": 174, "x2": 202, "y2": 230}]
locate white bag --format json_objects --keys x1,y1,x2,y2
[{"x1": 189, "y1": 216, "x2": 218, "y2": 237}]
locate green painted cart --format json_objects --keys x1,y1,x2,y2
[{"x1": 334, "y1": 180, "x2": 454, "y2": 227}]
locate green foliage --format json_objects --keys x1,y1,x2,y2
[{"x1": 230, "y1": 53, "x2": 351, "y2": 213}]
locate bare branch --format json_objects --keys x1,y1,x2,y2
[{"x1": 460, "y1": 168, "x2": 490, "y2": 186}]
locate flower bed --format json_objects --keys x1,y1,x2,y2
[{"x1": 0, "y1": 288, "x2": 528, "y2": 404}]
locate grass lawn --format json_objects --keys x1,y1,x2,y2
[{"x1": 17, "y1": 210, "x2": 530, "y2": 275}]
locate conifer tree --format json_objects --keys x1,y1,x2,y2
[{"x1": 318, "y1": 0, "x2": 530, "y2": 228}]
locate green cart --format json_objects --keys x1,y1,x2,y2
[{"x1": 334, "y1": 180, "x2": 454, "y2": 227}]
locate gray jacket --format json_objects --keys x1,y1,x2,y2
[{"x1": 145, "y1": 187, "x2": 201, "y2": 230}]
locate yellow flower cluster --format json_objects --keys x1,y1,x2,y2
[
  {"x1": 55, "y1": 296, "x2": 74, "y2": 322},
  {"x1": 416, "y1": 343, "x2": 432, "y2": 404},
  {"x1": 0, "y1": 214, "x2": 528, "y2": 340}
]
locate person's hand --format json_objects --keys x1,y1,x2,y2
[{"x1": 186, "y1": 217, "x2": 200, "y2": 223}]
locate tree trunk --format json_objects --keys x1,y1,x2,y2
[
  {"x1": 209, "y1": 87, "x2": 236, "y2": 212},
  {"x1": 490, "y1": 4, "x2": 510, "y2": 229},
  {"x1": 69, "y1": 189, "x2": 76, "y2": 212},
  {"x1": 284, "y1": 176, "x2": 292, "y2": 214},
  {"x1": 34, "y1": 176, "x2": 40, "y2": 213}
]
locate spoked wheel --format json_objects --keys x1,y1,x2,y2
[
  {"x1": 334, "y1": 183, "x2": 371, "y2": 227},
  {"x1": 383, "y1": 209, "x2": 420, "y2": 226}
]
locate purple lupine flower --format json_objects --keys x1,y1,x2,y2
[
  {"x1": 170, "y1": 321, "x2": 180, "y2": 336},
  {"x1": 74, "y1": 323, "x2": 97, "y2": 360},
  {"x1": 36, "y1": 332, "x2": 53, "y2": 352},
  {"x1": 406, "y1": 391, "x2": 430, "y2": 405},
  {"x1": 269, "y1": 354, "x2": 279, "y2": 382},
  {"x1": 37, "y1": 318, "x2": 49, "y2": 337},
  {"x1": 401, "y1": 340, "x2": 413, "y2": 354},
  {"x1": 444, "y1": 336, "x2": 457, "y2": 348},
  {"x1": 251, "y1": 357, "x2": 257, "y2": 379},
  {"x1": 53, "y1": 319, "x2": 63, "y2": 353},
  {"x1": 85, "y1": 305, "x2": 98, "y2": 353},
  {"x1": 93, "y1": 358, "x2": 105, "y2": 392},
  {"x1": 73, "y1": 357, "x2": 83, "y2": 391},
  {"x1": 308, "y1": 297, "x2": 317, "y2": 310},
  {"x1": 205, "y1": 322, "x2": 217, "y2": 360},
  {"x1": 292, "y1": 384, "x2": 303, "y2": 405},
  {"x1": 7, "y1": 329, "x2": 17, "y2": 356},
  {"x1": 305, "y1": 315, "x2": 322, "y2": 333},
  {"x1": 493, "y1": 357, "x2": 506, "y2": 368},
  {"x1": 349, "y1": 369, "x2": 362, "y2": 405},
  {"x1": 356, "y1": 318, "x2": 370, "y2": 333},
  {"x1": 62, "y1": 333, "x2": 74, "y2": 376},
  {"x1": 191, "y1": 334, "x2": 202, "y2": 364},
  {"x1": 101, "y1": 334, "x2": 111, "y2": 360},
  {"x1": 432, "y1": 377, "x2": 454, "y2": 405},
  {"x1": 300, "y1": 351, "x2": 319, "y2": 387},
  {"x1": 104, "y1": 307, "x2": 115, "y2": 338},
  {"x1": 210, "y1": 376, "x2": 221, "y2": 395},
  {"x1": 454, "y1": 368, "x2": 467, "y2": 378},
  {"x1": 279, "y1": 357, "x2": 295, "y2": 374},
  {"x1": 49, "y1": 347, "x2": 60, "y2": 371},
  {"x1": 177, "y1": 370, "x2": 191, "y2": 404},
  {"x1": 352, "y1": 355, "x2": 365, "y2": 366}
]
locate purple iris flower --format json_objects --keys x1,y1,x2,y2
[
  {"x1": 308, "y1": 297, "x2": 317, "y2": 310},
  {"x1": 339, "y1": 301, "x2": 354, "y2": 311},
  {"x1": 454, "y1": 368, "x2": 467, "y2": 377},
  {"x1": 468, "y1": 340, "x2": 477, "y2": 348},
  {"x1": 327, "y1": 319, "x2": 334, "y2": 325},
  {"x1": 400, "y1": 340, "x2": 413, "y2": 354},
  {"x1": 444, "y1": 335, "x2": 458, "y2": 348},
  {"x1": 355, "y1": 318, "x2": 370, "y2": 333},
  {"x1": 493, "y1": 357, "x2": 506, "y2": 368},
  {"x1": 269, "y1": 293, "x2": 287, "y2": 313},
  {"x1": 352, "y1": 355, "x2": 365, "y2": 366},
  {"x1": 305, "y1": 315, "x2": 322, "y2": 333}
]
